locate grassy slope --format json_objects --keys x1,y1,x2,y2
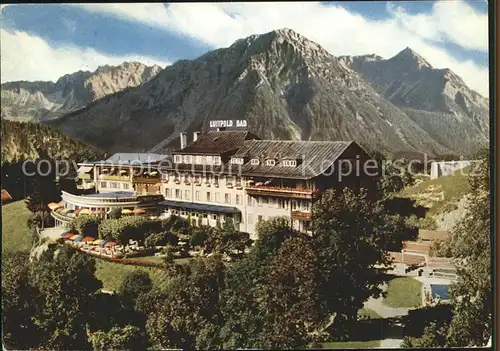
[
  {"x1": 383, "y1": 277, "x2": 423, "y2": 308},
  {"x1": 320, "y1": 340, "x2": 381, "y2": 349},
  {"x1": 1, "y1": 201, "x2": 168, "y2": 291},
  {"x1": 400, "y1": 166, "x2": 470, "y2": 229},
  {"x1": 1, "y1": 200, "x2": 31, "y2": 253}
]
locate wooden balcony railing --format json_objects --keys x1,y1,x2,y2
[
  {"x1": 246, "y1": 185, "x2": 315, "y2": 199},
  {"x1": 133, "y1": 177, "x2": 161, "y2": 184},
  {"x1": 99, "y1": 175, "x2": 130, "y2": 181},
  {"x1": 291, "y1": 210, "x2": 312, "y2": 221}
]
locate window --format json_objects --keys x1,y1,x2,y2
[
  {"x1": 258, "y1": 215, "x2": 263, "y2": 222},
  {"x1": 184, "y1": 173, "x2": 190, "y2": 183},
  {"x1": 226, "y1": 176, "x2": 233, "y2": 185},
  {"x1": 123, "y1": 183, "x2": 129, "y2": 189},
  {"x1": 195, "y1": 191, "x2": 200, "y2": 201},
  {"x1": 282, "y1": 159, "x2": 297, "y2": 167},
  {"x1": 101, "y1": 181, "x2": 107, "y2": 188},
  {"x1": 236, "y1": 194, "x2": 241, "y2": 204},
  {"x1": 174, "y1": 155, "x2": 182, "y2": 163},
  {"x1": 215, "y1": 192, "x2": 220, "y2": 203},
  {"x1": 213, "y1": 214, "x2": 217, "y2": 220},
  {"x1": 185, "y1": 190, "x2": 191, "y2": 200},
  {"x1": 258, "y1": 197, "x2": 263, "y2": 207},
  {"x1": 110, "y1": 182, "x2": 118, "y2": 189},
  {"x1": 195, "y1": 155, "x2": 203, "y2": 164},
  {"x1": 206, "y1": 156, "x2": 213, "y2": 165},
  {"x1": 165, "y1": 189, "x2": 172, "y2": 198},
  {"x1": 236, "y1": 176, "x2": 242, "y2": 185},
  {"x1": 214, "y1": 176, "x2": 219, "y2": 186},
  {"x1": 206, "y1": 192, "x2": 211, "y2": 202},
  {"x1": 231, "y1": 157, "x2": 244, "y2": 165},
  {"x1": 225, "y1": 194, "x2": 230, "y2": 204},
  {"x1": 247, "y1": 195, "x2": 252, "y2": 205},
  {"x1": 175, "y1": 189, "x2": 182, "y2": 199},
  {"x1": 266, "y1": 159, "x2": 276, "y2": 166},
  {"x1": 213, "y1": 156, "x2": 222, "y2": 165},
  {"x1": 263, "y1": 197, "x2": 268, "y2": 205},
  {"x1": 183, "y1": 155, "x2": 192, "y2": 164},
  {"x1": 292, "y1": 201, "x2": 297, "y2": 210},
  {"x1": 251, "y1": 158, "x2": 260, "y2": 165},
  {"x1": 195, "y1": 174, "x2": 201, "y2": 183}
]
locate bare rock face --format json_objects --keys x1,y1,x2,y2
[
  {"x1": 47, "y1": 29, "x2": 452, "y2": 156},
  {"x1": 1, "y1": 62, "x2": 162, "y2": 122},
  {"x1": 339, "y1": 48, "x2": 489, "y2": 155}
]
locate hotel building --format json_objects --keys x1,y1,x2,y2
[{"x1": 57, "y1": 121, "x2": 378, "y2": 239}]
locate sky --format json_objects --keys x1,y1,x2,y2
[{"x1": 0, "y1": 1, "x2": 490, "y2": 97}]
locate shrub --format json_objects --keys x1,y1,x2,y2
[
  {"x1": 109, "y1": 207, "x2": 122, "y2": 219},
  {"x1": 144, "y1": 231, "x2": 179, "y2": 248},
  {"x1": 189, "y1": 226, "x2": 210, "y2": 247},
  {"x1": 420, "y1": 216, "x2": 438, "y2": 230},
  {"x1": 118, "y1": 271, "x2": 153, "y2": 301},
  {"x1": 161, "y1": 215, "x2": 191, "y2": 234},
  {"x1": 68, "y1": 215, "x2": 101, "y2": 238}
]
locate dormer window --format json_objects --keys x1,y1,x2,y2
[
  {"x1": 282, "y1": 160, "x2": 297, "y2": 167},
  {"x1": 213, "y1": 156, "x2": 222, "y2": 165},
  {"x1": 195, "y1": 155, "x2": 203, "y2": 165},
  {"x1": 183, "y1": 155, "x2": 192, "y2": 164},
  {"x1": 174, "y1": 155, "x2": 182, "y2": 163},
  {"x1": 266, "y1": 159, "x2": 276, "y2": 166},
  {"x1": 251, "y1": 158, "x2": 260, "y2": 166},
  {"x1": 231, "y1": 157, "x2": 244, "y2": 165}
]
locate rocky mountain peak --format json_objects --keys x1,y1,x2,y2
[{"x1": 390, "y1": 47, "x2": 432, "y2": 69}]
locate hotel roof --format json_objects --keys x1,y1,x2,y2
[
  {"x1": 174, "y1": 131, "x2": 260, "y2": 155},
  {"x1": 234, "y1": 140, "x2": 355, "y2": 178},
  {"x1": 87, "y1": 153, "x2": 168, "y2": 165}
]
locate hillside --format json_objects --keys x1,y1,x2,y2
[
  {"x1": 1, "y1": 62, "x2": 162, "y2": 122},
  {"x1": 401, "y1": 167, "x2": 471, "y2": 231},
  {"x1": 1, "y1": 119, "x2": 105, "y2": 164},
  {"x1": 339, "y1": 49, "x2": 489, "y2": 156},
  {"x1": 47, "y1": 29, "x2": 452, "y2": 156}
]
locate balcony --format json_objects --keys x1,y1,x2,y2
[
  {"x1": 99, "y1": 175, "x2": 130, "y2": 181},
  {"x1": 291, "y1": 210, "x2": 312, "y2": 221},
  {"x1": 246, "y1": 185, "x2": 315, "y2": 199},
  {"x1": 133, "y1": 177, "x2": 161, "y2": 184},
  {"x1": 79, "y1": 173, "x2": 91, "y2": 180}
]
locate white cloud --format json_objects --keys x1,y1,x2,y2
[
  {"x1": 387, "y1": 1, "x2": 488, "y2": 52},
  {"x1": 0, "y1": 29, "x2": 170, "y2": 83},
  {"x1": 72, "y1": 2, "x2": 489, "y2": 97}
]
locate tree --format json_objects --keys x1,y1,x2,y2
[
  {"x1": 67, "y1": 215, "x2": 101, "y2": 238},
  {"x1": 219, "y1": 217, "x2": 301, "y2": 349},
  {"x1": 145, "y1": 231, "x2": 179, "y2": 248},
  {"x1": 402, "y1": 322, "x2": 449, "y2": 348},
  {"x1": 119, "y1": 271, "x2": 153, "y2": 302},
  {"x1": 109, "y1": 207, "x2": 122, "y2": 219},
  {"x1": 145, "y1": 256, "x2": 226, "y2": 350},
  {"x1": 311, "y1": 188, "x2": 392, "y2": 337},
  {"x1": 29, "y1": 244, "x2": 103, "y2": 350},
  {"x1": 1, "y1": 251, "x2": 43, "y2": 349},
  {"x1": 445, "y1": 154, "x2": 491, "y2": 347},
  {"x1": 89, "y1": 325, "x2": 149, "y2": 350},
  {"x1": 258, "y1": 236, "x2": 321, "y2": 348},
  {"x1": 190, "y1": 226, "x2": 210, "y2": 248}
]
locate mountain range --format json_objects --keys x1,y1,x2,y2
[
  {"x1": 1, "y1": 29, "x2": 489, "y2": 158},
  {"x1": 1, "y1": 62, "x2": 162, "y2": 122}
]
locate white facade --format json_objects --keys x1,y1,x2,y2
[
  {"x1": 160, "y1": 172, "x2": 312, "y2": 239},
  {"x1": 429, "y1": 160, "x2": 476, "y2": 180}
]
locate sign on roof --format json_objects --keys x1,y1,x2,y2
[{"x1": 209, "y1": 120, "x2": 247, "y2": 129}]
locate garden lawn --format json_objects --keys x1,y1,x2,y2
[
  {"x1": 383, "y1": 277, "x2": 423, "y2": 308},
  {"x1": 2, "y1": 200, "x2": 31, "y2": 253},
  {"x1": 95, "y1": 259, "x2": 170, "y2": 292},
  {"x1": 358, "y1": 308, "x2": 382, "y2": 319},
  {"x1": 320, "y1": 340, "x2": 381, "y2": 349}
]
